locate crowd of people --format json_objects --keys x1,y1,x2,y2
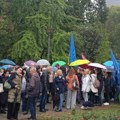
[{"x1": 0, "y1": 63, "x2": 119, "y2": 120}]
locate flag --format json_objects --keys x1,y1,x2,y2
[
  {"x1": 69, "y1": 33, "x2": 77, "y2": 63},
  {"x1": 81, "y1": 52, "x2": 87, "y2": 60},
  {"x1": 110, "y1": 49, "x2": 120, "y2": 85}
]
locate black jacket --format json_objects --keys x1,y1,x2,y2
[{"x1": 40, "y1": 70, "x2": 49, "y2": 93}]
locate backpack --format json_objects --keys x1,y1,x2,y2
[{"x1": 93, "y1": 78, "x2": 100, "y2": 88}]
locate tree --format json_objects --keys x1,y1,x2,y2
[
  {"x1": 79, "y1": 23, "x2": 102, "y2": 62},
  {"x1": 11, "y1": 31, "x2": 40, "y2": 64},
  {"x1": 97, "y1": 0, "x2": 108, "y2": 23},
  {"x1": 95, "y1": 33, "x2": 110, "y2": 63},
  {"x1": 106, "y1": 6, "x2": 120, "y2": 56}
]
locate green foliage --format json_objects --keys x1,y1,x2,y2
[
  {"x1": 0, "y1": 0, "x2": 119, "y2": 63},
  {"x1": 95, "y1": 37, "x2": 110, "y2": 63},
  {"x1": 11, "y1": 31, "x2": 40, "y2": 64},
  {"x1": 106, "y1": 6, "x2": 120, "y2": 57},
  {"x1": 52, "y1": 30, "x2": 70, "y2": 62},
  {"x1": 79, "y1": 24, "x2": 101, "y2": 62},
  {"x1": 38, "y1": 107, "x2": 120, "y2": 120}
]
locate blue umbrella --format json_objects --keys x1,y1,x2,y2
[
  {"x1": 103, "y1": 61, "x2": 113, "y2": 67},
  {"x1": 0, "y1": 59, "x2": 16, "y2": 66},
  {"x1": 0, "y1": 65, "x2": 11, "y2": 70}
]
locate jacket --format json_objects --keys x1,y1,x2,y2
[
  {"x1": 40, "y1": 70, "x2": 49, "y2": 93},
  {"x1": 82, "y1": 74, "x2": 91, "y2": 93},
  {"x1": 27, "y1": 73, "x2": 41, "y2": 97},
  {"x1": 66, "y1": 75, "x2": 79, "y2": 90},
  {"x1": 90, "y1": 74, "x2": 98, "y2": 93},
  {"x1": 8, "y1": 73, "x2": 22, "y2": 103},
  {"x1": 54, "y1": 76, "x2": 66, "y2": 94}
]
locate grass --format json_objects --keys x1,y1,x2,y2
[{"x1": 37, "y1": 104, "x2": 120, "y2": 120}]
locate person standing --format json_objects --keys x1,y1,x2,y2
[
  {"x1": 21, "y1": 68, "x2": 28, "y2": 114},
  {"x1": 7, "y1": 67, "x2": 22, "y2": 120},
  {"x1": 0, "y1": 72, "x2": 4, "y2": 113},
  {"x1": 81, "y1": 69, "x2": 91, "y2": 102},
  {"x1": 54, "y1": 69, "x2": 66, "y2": 112},
  {"x1": 89, "y1": 70, "x2": 98, "y2": 104},
  {"x1": 104, "y1": 72, "x2": 112, "y2": 103},
  {"x1": 96, "y1": 68, "x2": 104, "y2": 106},
  {"x1": 1, "y1": 70, "x2": 10, "y2": 113},
  {"x1": 27, "y1": 67, "x2": 41, "y2": 120},
  {"x1": 40, "y1": 67, "x2": 49, "y2": 112},
  {"x1": 66, "y1": 68, "x2": 79, "y2": 109}
]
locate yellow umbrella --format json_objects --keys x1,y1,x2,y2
[{"x1": 69, "y1": 59, "x2": 90, "y2": 66}]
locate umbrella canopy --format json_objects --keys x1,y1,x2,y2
[
  {"x1": 88, "y1": 63, "x2": 107, "y2": 69},
  {"x1": 103, "y1": 61, "x2": 113, "y2": 67},
  {"x1": 37, "y1": 59, "x2": 50, "y2": 66},
  {"x1": 0, "y1": 59, "x2": 16, "y2": 66},
  {"x1": 52, "y1": 61, "x2": 66, "y2": 67},
  {"x1": 24, "y1": 60, "x2": 36, "y2": 67},
  {"x1": 69, "y1": 59, "x2": 90, "y2": 66},
  {"x1": 0, "y1": 65, "x2": 12, "y2": 70},
  {"x1": 52, "y1": 67, "x2": 58, "y2": 72}
]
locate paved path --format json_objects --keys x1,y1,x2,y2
[{"x1": 0, "y1": 102, "x2": 70, "y2": 120}]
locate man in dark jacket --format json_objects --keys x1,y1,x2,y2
[
  {"x1": 40, "y1": 67, "x2": 49, "y2": 112},
  {"x1": 27, "y1": 67, "x2": 41, "y2": 120}
]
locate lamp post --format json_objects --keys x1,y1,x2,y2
[{"x1": 47, "y1": 28, "x2": 52, "y2": 62}]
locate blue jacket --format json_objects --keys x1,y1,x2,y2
[{"x1": 54, "y1": 76, "x2": 66, "y2": 94}]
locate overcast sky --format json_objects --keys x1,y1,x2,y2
[{"x1": 106, "y1": 0, "x2": 120, "y2": 6}]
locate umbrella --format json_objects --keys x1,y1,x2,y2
[
  {"x1": 80, "y1": 64, "x2": 94, "y2": 70},
  {"x1": 88, "y1": 63, "x2": 107, "y2": 69},
  {"x1": 69, "y1": 59, "x2": 90, "y2": 66},
  {"x1": 24, "y1": 60, "x2": 36, "y2": 67},
  {"x1": 103, "y1": 60, "x2": 120, "y2": 67},
  {"x1": 37, "y1": 59, "x2": 50, "y2": 66},
  {"x1": 105, "y1": 66, "x2": 114, "y2": 72},
  {"x1": 52, "y1": 61, "x2": 66, "y2": 67},
  {"x1": 0, "y1": 59, "x2": 16, "y2": 66},
  {"x1": 0, "y1": 65, "x2": 12, "y2": 70},
  {"x1": 52, "y1": 67, "x2": 58, "y2": 72},
  {"x1": 103, "y1": 61, "x2": 113, "y2": 67}
]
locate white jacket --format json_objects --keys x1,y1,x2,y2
[
  {"x1": 90, "y1": 74, "x2": 98, "y2": 93},
  {"x1": 82, "y1": 74, "x2": 91, "y2": 93}
]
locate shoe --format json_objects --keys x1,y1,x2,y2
[
  {"x1": 37, "y1": 104, "x2": 40, "y2": 107},
  {"x1": 0, "y1": 110, "x2": 6, "y2": 114},
  {"x1": 39, "y1": 109, "x2": 46, "y2": 112},
  {"x1": 45, "y1": 108, "x2": 48, "y2": 111},
  {"x1": 28, "y1": 117, "x2": 36, "y2": 120},
  {"x1": 23, "y1": 111, "x2": 28, "y2": 115},
  {"x1": 81, "y1": 106, "x2": 85, "y2": 109},
  {"x1": 55, "y1": 109, "x2": 62, "y2": 112},
  {"x1": 47, "y1": 101, "x2": 51, "y2": 104}
]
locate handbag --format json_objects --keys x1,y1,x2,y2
[
  {"x1": 0, "y1": 83, "x2": 4, "y2": 93},
  {"x1": 4, "y1": 80, "x2": 11, "y2": 90},
  {"x1": 93, "y1": 78, "x2": 100, "y2": 88},
  {"x1": 72, "y1": 76, "x2": 79, "y2": 90}
]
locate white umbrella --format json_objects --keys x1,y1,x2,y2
[
  {"x1": 37, "y1": 59, "x2": 50, "y2": 66},
  {"x1": 88, "y1": 63, "x2": 107, "y2": 69}
]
